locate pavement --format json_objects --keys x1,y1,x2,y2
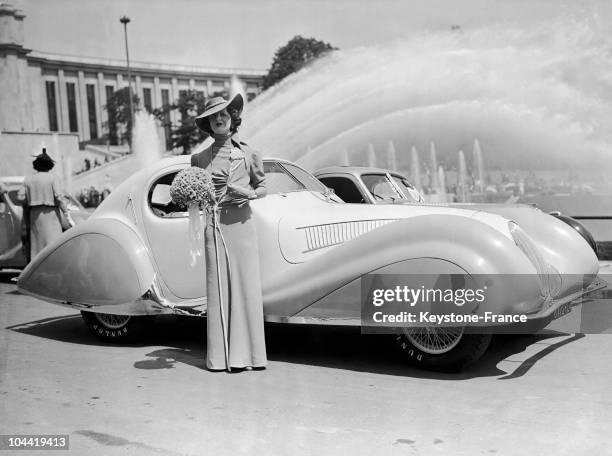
[{"x1": 1, "y1": 269, "x2": 611, "y2": 456}]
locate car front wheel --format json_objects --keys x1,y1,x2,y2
[
  {"x1": 80, "y1": 311, "x2": 149, "y2": 342},
  {"x1": 395, "y1": 326, "x2": 492, "y2": 372}
]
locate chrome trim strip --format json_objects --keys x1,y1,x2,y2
[
  {"x1": 138, "y1": 273, "x2": 207, "y2": 316},
  {"x1": 264, "y1": 315, "x2": 361, "y2": 326}
]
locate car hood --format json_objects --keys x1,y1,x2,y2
[
  {"x1": 432, "y1": 201, "x2": 598, "y2": 277},
  {"x1": 271, "y1": 193, "x2": 510, "y2": 264},
  {"x1": 268, "y1": 193, "x2": 597, "y2": 306},
  {"x1": 284, "y1": 195, "x2": 598, "y2": 280}
]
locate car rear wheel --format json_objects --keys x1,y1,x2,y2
[
  {"x1": 395, "y1": 326, "x2": 492, "y2": 372},
  {"x1": 80, "y1": 311, "x2": 149, "y2": 342}
]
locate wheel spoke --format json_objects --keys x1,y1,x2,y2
[
  {"x1": 405, "y1": 326, "x2": 465, "y2": 355},
  {"x1": 95, "y1": 313, "x2": 131, "y2": 329}
]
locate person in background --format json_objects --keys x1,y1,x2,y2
[
  {"x1": 79, "y1": 188, "x2": 90, "y2": 207},
  {"x1": 17, "y1": 149, "x2": 73, "y2": 259}
]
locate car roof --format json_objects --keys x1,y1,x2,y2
[{"x1": 314, "y1": 166, "x2": 406, "y2": 177}]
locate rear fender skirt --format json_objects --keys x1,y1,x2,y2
[{"x1": 18, "y1": 218, "x2": 156, "y2": 307}]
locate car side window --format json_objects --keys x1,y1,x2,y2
[
  {"x1": 318, "y1": 176, "x2": 365, "y2": 203},
  {"x1": 148, "y1": 171, "x2": 188, "y2": 218}
]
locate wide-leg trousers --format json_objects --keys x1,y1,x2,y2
[{"x1": 204, "y1": 204, "x2": 267, "y2": 370}]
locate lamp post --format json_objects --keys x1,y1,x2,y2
[{"x1": 120, "y1": 15, "x2": 134, "y2": 144}]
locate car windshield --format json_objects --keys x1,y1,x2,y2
[
  {"x1": 263, "y1": 162, "x2": 306, "y2": 194},
  {"x1": 279, "y1": 162, "x2": 328, "y2": 193},
  {"x1": 361, "y1": 174, "x2": 403, "y2": 201},
  {"x1": 263, "y1": 161, "x2": 328, "y2": 194},
  {"x1": 391, "y1": 175, "x2": 424, "y2": 203}
]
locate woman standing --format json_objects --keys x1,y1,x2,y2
[
  {"x1": 17, "y1": 149, "x2": 72, "y2": 259},
  {"x1": 192, "y1": 94, "x2": 267, "y2": 372}
]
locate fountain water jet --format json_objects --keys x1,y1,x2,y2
[
  {"x1": 410, "y1": 146, "x2": 422, "y2": 192},
  {"x1": 341, "y1": 148, "x2": 350, "y2": 166},
  {"x1": 458, "y1": 150, "x2": 468, "y2": 202},
  {"x1": 438, "y1": 165, "x2": 448, "y2": 203},
  {"x1": 367, "y1": 143, "x2": 376, "y2": 167},
  {"x1": 473, "y1": 138, "x2": 485, "y2": 192},
  {"x1": 387, "y1": 140, "x2": 397, "y2": 171},
  {"x1": 132, "y1": 110, "x2": 163, "y2": 169},
  {"x1": 429, "y1": 141, "x2": 440, "y2": 193},
  {"x1": 230, "y1": 75, "x2": 247, "y2": 105},
  {"x1": 242, "y1": 14, "x2": 612, "y2": 176}
]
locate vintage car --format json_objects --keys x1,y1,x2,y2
[
  {"x1": 314, "y1": 166, "x2": 599, "y2": 255},
  {"x1": 17, "y1": 157, "x2": 604, "y2": 371},
  {"x1": 0, "y1": 176, "x2": 90, "y2": 269}
]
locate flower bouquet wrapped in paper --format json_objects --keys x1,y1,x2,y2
[{"x1": 170, "y1": 167, "x2": 217, "y2": 266}]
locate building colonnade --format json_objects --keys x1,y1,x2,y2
[{"x1": 34, "y1": 52, "x2": 264, "y2": 144}]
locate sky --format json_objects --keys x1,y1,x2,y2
[{"x1": 14, "y1": 0, "x2": 610, "y2": 71}]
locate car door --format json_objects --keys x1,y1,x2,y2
[
  {"x1": 141, "y1": 168, "x2": 207, "y2": 300},
  {"x1": 0, "y1": 189, "x2": 23, "y2": 266}
]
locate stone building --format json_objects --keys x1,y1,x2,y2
[{"x1": 0, "y1": 2, "x2": 265, "y2": 178}]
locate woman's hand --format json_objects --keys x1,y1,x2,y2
[{"x1": 227, "y1": 183, "x2": 256, "y2": 200}]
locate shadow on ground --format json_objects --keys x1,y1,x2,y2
[{"x1": 6, "y1": 310, "x2": 581, "y2": 380}]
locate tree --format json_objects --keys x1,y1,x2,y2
[
  {"x1": 104, "y1": 87, "x2": 140, "y2": 146},
  {"x1": 154, "y1": 90, "x2": 208, "y2": 154},
  {"x1": 263, "y1": 35, "x2": 337, "y2": 89}
]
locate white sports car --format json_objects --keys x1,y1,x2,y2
[{"x1": 17, "y1": 157, "x2": 603, "y2": 371}]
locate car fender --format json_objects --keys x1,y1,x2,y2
[
  {"x1": 264, "y1": 214, "x2": 541, "y2": 318},
  {"x1": 17, "y1": 218, "x2": 156, "y2": 307}
]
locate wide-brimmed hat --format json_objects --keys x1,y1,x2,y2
[
  {"x1": 195, "y1": 93, "x2": 244, "y2": 131},
  {"x1": 32, "y1": 148, "x2": 55, "y2": 167}
]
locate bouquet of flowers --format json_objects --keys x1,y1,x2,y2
[
  {"x1": 170, "y1": 167, "x2": 216, "y2": 267},
  {"x1": 170, "y1": 166, "x2": 216, "y2": 210}
]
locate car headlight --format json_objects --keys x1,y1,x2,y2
[{"x1": 508, "y1": 221, "x2": 557, "y2": 299}]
